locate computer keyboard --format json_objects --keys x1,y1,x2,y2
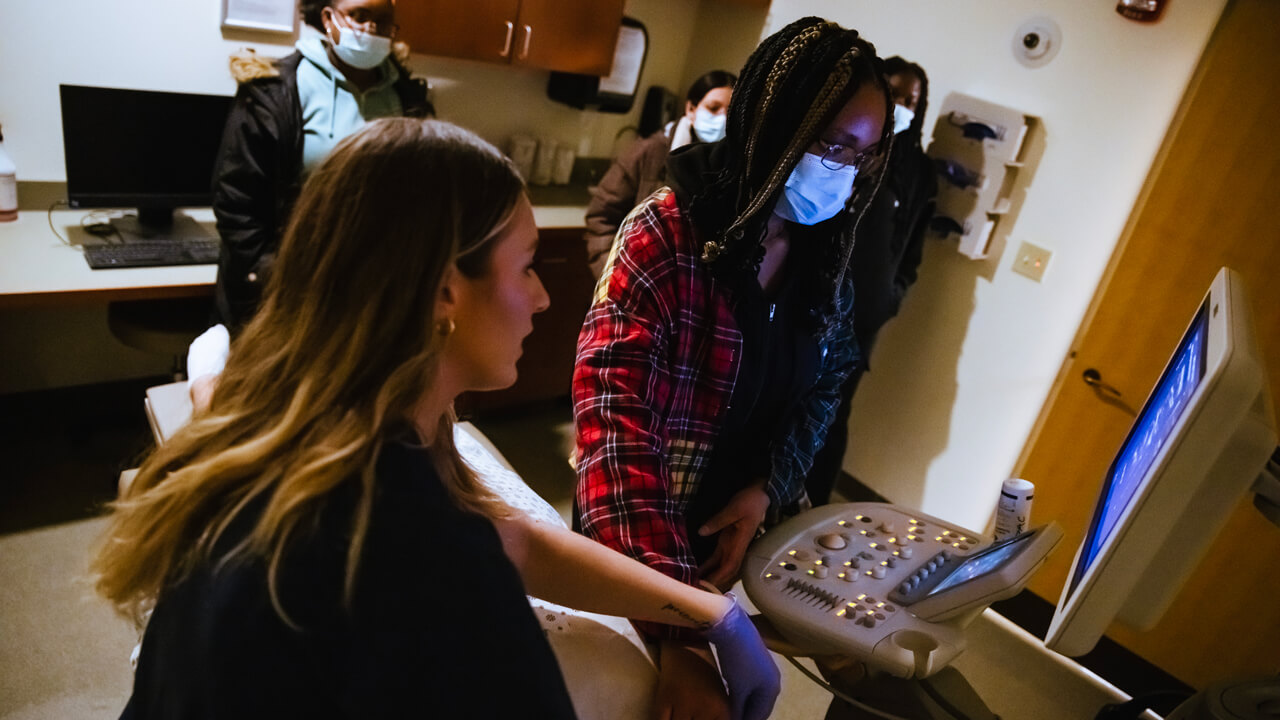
[{"x1": 83, "y1": 240, "x2": 220, "y2": 269}]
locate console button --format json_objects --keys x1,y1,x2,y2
[
  {"x1": 817, "y1": 533, "x2": 848, "y2": 550},
  {"x1": 871, "y1": 566, "x2": 887, "y2": 579}
]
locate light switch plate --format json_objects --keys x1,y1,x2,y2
[{"x1": 1011, "y1": 240, "x2": 1052, "y2": 282}]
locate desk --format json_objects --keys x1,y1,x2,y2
[
  {"x1": 0, "y1": 209, "x2": 218, "y2": 309},
  {"x1": 0, "y1": 205, "x2": 591, "y2": 310},
  {"x1": 0, "y1": 204, "x2": 590, "y2": 393}
]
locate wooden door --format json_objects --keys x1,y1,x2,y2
[
  {"x1": 1014, "y1": 0, "x2": 1280, "y2": 689},
  {"x1": 397, "y1": 0, "x2": 522, "y2": 64},
  {"x1": 514, "y1": 0, "x2": 624, "y2": 75}
]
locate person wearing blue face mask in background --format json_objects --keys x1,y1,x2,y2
[
  {"x1": 210, "y1": 0, "x2": 435, "y2": 332},
  {"x1": 805, "y1": 55, "x2": 937, "y2": 508},
  {"x1": 583, "y1": 70, "x2": 735, "y2": 279}
]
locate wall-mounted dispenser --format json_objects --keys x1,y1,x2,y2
[
  {"x1": 926, "y1": 93, "x2": 1038, "y2": 260},
  {"x1": 547, "y1": 17, "x2": 648, "y2": 114}
]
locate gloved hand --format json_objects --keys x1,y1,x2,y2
[{"x1": 703, "y1": 593, "x2": 781, "y2": 720}]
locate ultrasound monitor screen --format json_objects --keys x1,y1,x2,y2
[
  {"x1": 1068, "y1": 302, "x2": 1209, "y2": 597},
  {"x1": 60, "y1": 85, "x2": 232, "y2": 208},
  {"x1": 926, "y1": 531, "x2": 1036, "y2": 598}
]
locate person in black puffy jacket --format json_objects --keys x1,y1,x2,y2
[{"x1": 211, "y1": 0, "x2": 433, "y2": 330}]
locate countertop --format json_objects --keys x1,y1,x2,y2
[{"x1": 527, "y1": 182, "x2": 592, "y2": 228}]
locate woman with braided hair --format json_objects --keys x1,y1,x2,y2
[{"x1": 573, "y1": 17, "x2": 893, "y2": 718}]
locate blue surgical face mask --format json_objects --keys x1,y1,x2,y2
[
  {"x1": 893, "y1": 104, "x2": 915, "y2": 135},
  {"x1": 331, "y1": 18, "x2": 393, "y2": 70},
  {"x1": 773, "y1": 153, "x2": 859, "y2": 225},
  {"x1": 692, "y1": 107, "x2": 727, "y2": 143}
]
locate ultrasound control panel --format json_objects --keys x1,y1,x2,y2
[{"x1": 743, "y1": 502, "x2": 1061, "y2": 678}]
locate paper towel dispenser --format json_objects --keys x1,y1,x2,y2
[{"x1": 547, "y1": 17, "x2": 647, "y2": 114}]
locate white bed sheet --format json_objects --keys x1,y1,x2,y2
[{"x1": 455, "y1": 423, "x2": 657, "y2": 720}]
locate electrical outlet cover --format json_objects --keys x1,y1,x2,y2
[{"x1": 1012, "y1": 241, "x2": 1052, "y2": 282}]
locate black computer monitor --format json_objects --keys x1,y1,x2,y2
[{"x1": 59, "y1": 84, "x2": 232, "y2": 241}]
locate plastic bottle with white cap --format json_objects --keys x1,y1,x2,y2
[{"x1": 993, "y1": 478, "x2": 1034, "y2": 541}]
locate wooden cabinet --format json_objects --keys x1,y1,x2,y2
[
  {"x1": 458, "y1": 227, "x2": 595, "y2": 415},
  {"x1": 398, "y1": 0, "x2": 625, "y2": 75}
]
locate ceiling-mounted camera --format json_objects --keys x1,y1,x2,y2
[{"x1": 1013, "y1": 17, "x2": 1062, "y2": 68}]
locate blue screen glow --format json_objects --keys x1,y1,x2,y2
[
  {"x1": 927, "y1": 532, "x2": 1035, "y2": 597},
  {"x1": 1068, "y1": 303, "x2": 1208, "y2": 597}
]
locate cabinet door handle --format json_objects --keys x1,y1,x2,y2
[
  {"x1": 519, "y1": 24, "x2": 532, "y2": 60},
  {"x1": 499, "y1": 21, "x2": 514, "y2": 58}
]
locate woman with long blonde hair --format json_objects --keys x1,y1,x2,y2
[{"x1": 94, "y1": 118, "x2": 777, "y2": 720}]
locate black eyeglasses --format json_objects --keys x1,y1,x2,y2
[
  {"x1": 337, "y1": 9, "x2": 398, "y2": 38},
  {"x1": 812, "y1": 138, "x2": 887, "y2": 171}
]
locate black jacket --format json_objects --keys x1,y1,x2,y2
[
  {"x1": 211, "y1": 51, "x2": 433, "y2": 330},
  {"x1": 122, "y1": 440, "x2": 577, "y2": 719},
  {"x1": 847, "y1": 140, "x2": 936, "y2": 366}
]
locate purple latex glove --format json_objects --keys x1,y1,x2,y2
[{"x1": 703, "y1": 594, "x2": 781, "y2": 720}]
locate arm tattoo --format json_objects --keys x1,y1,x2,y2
[{"x1": 661, "y1": 602, "x2": 711, "y2": 630}]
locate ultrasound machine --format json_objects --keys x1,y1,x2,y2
[{"x1": 743, "y1": 268, "x2": 1279, "y2": 719}]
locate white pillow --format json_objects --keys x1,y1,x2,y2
[{"x1": 453, "y1": 422, "x2": 657, "y2": 720}]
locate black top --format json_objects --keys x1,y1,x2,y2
[
  {"x1": 211, "y1": 52, "x2": 433, "y2": 330},
  {"x1": 122, "y1": 439, "x2": 577, "y2": 720},
  {"x1": 846, "y1": 141, "x2": 937, "y2": 367},
  {"x1": 685, "y1": 269, "x2": 820, "y2": 561}
]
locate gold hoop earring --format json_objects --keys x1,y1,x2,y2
[{"x1": 437, "y1": 318, "x2": 456, "y2": 337}]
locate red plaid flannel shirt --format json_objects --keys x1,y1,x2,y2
[{"x1": 573, "y1": 189, "x2": 858, "y2": 640}]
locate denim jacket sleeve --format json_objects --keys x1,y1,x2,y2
[{"x1": 765, "y1": 282, "x2": 860, "y2": 508}]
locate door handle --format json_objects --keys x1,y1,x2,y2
[
  {"x1": 1081, "y1": 368, "x2": 1137, "y2": 417},
  {"x1": 519, "y1": 24, "x2": 532, "y2": 60},
  {"x1": 1082, "y1": 368, "x2": 1122, "y2": 397},
  {"x1": 499, "y1": 21, "x2": 514, "y2": 58}
]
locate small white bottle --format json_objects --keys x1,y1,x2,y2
[
  {"x1": 0, "y1": 123, "x2": 17, "y2": 222},
  {"x1": 993, "y1": 478, "x2": 1034, "y2": 541}
]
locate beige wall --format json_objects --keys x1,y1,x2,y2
[
  {"x1": 678, "y1": 0, "x2": 770, "y2": 98},
  {"x1": 763, "y1": 0, "x2": 1229, "y2": 530}
]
